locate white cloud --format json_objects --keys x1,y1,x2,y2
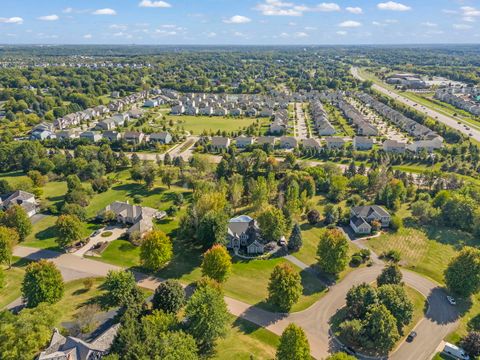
[
  {"x1": 294, "y1": 31, "x2": 308, "y2": 37},
  {"x1": 0, "y1": 17, "x2": 24, "y2": 24},
  {"x1": 288, "y1": 21, "x2": 297, "y2": 26},
  {"x1": 255, "y1": 1, "x2": 340, "y2": 16},
  {"x1": 372, "y1": 19, "x2": 398, "y2": 26},
  {"x1": 304, "y1": 26, "x2": 317, "y2": 30},
  {"x1": 93, "y1": 8, "x2": 117, "y2": 16},
  {"x1": 337, "y1": 30, "x2": 347, "y2": 35},
  {"x1": 83, "y1": 34, "x2": 92, "y2": 39},
  {"x1": 38, "y1": 14, "x2": 59, "y2": 21},
  {"x1": 442, "y1": 9, "x2": 457, "y2": 15},
  {"x1": 223, "y1": 15, "x2": 252, "y2": 24},
  {"x1": 154, "y1": 29, "x2": 177, "y2": 36},
  {"x1": 205, "y1": 32, "x2": 217, "y2": 37},
  {"x1": 233, "y1": 31, "x2": 247, "y2": 37},
  {"x1": 377, "y1": 1, "x2": 411, "y2": 11},
  {"x1": 63, "y1": 7, "x2": 73, "y2": 13},
  {"x1": 453, "y1": 23, "x2": 472, "y2": 30},
  {"x1": 346, "y1": 7, "x2": 363, "y2": 14},
  {"x1": 339, "y1": 20, "x2": 362, "y2": 28},
  {"x1": 461, "y1": 6, "x2": 480, "y2": 17},
  {"x1": 421, "y1": 22, "x2": 437, "y2": 27},
  {"x1": 110, "y1": 24, "x2": 128, "y2": 31},
  {"x1": 139, "y1": 0, "x2": 172, "y2": 8}
]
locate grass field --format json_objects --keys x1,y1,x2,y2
[
  {"x1": 164, "y1": 115, "x2": 269, "y2": 135},
  {"x1": 365, "y1": 226, "x2": 475, "y2": 284},
  {"x1": 0, "y1": 258, "x2": 30, "y2": 309},
  {"x1": 446, "y1": 292, "x2": 480, "y2": 344},
  {"x1": 214, "y1": 315, "x2": 279, "y2": 360}
]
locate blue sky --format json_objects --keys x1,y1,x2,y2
[{"x1": 0, "y1": 0, "x2": 479, "y2": 45}]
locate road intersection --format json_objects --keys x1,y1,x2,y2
[{"x1": 12, "y1": 244, "x2": 459, "y2": 360}]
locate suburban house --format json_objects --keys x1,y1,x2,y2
[
  {"x1": 102, "y1": 131, "x2": 122, "y2": 142},
  {"x1": 407, "y1": 138, "x2": 443, "y2": 153},
  {"x1": 80, "y1": 131, "x2": 102, "y2": 143},
  {"x1": 279, "y1": 136, "x2": 298, "y2": 149},
  {"x1": 325, "y1": 137, "x2": 346, "y2": 149},
  {"x1": 55, "y1": 130, "x2": 78, "y2": 140},
  {"x1": 124, "y1": 131, "x2": 145, "y2": 144},
  {"x1": 383, "y1": 140, "x2": 406, "y2": 153},
  {"x1": 226, "y1": 215, "x2": 264, "y2": 254},
  {"x1": 256, "y1": 136, "x2": 277, "y2": 147},
  {"x1": 302, "y1": 138, "x2": 322, "y2": 150},
  {"x1": 211, "y1": 136, "x2": 231, "y2": 151},
  {"x1": 350, "y1": 205, "x2": 391, "y2": 234},
  {"x1": 235, "y1": 136, "x2": 255, "y2": 148},
  {"x1": 149, "y1": 132, "x2": 172, "y2": 144},
  {"x1": 96, "y1": 118, "x2": 116, "y2": 131},
  {"x1": 353, "y1": 136, "x2": 373, "y2": 151},
  {"x1": 99, "y1": 201, "x2": 166, "y2": 237},
  {"x1": 144, "y1": 99, "x2": 158, "y2": 107},
  {"x1": 0, "y1": 190, "x2": 37, "y2": 217},
  {"x1": 38, "y1": 325, "x2": 119, "y2": 360}
]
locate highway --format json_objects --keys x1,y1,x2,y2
[{"x1": 351, "y1": 67, "x2": 480, "y2": 143}]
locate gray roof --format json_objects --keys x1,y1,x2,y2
[{"x1": 351, "y1": 205, "x2": 390, "y2": 218}]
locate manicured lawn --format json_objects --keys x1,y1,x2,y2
[
  {"x1": 164, "y1": 115, "x2": 269, "y2": 135},
  {"x1": 0, "y1": 258, "x2": 30, "y2": 309},
  {"x1": 214, "y1": 315, "x2": 279, "y2": 360},
  {"x1": 24, "y1": 215, "x2": 99, "y2": 251},
  {"x1": 93, "y1": 240, "x2": 141, "y2": 269},
  {"x1": 41, "y1": 181, "x2": 68, "y2": 207},
  {"x1": 55, "y1": 278, "x2": 105, "y2": 326},
  {"x1": 295, "y1": 222, "x2": 362, "y2": 282},
  {"x1": 365, "y1": 226, "x2": 475, "y2": 284},
  {"x1": 223, "y1": 257, "x2": 326, "y2": 313}
]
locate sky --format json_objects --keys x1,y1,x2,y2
[{"x1": 0, "y1": 0, "x2": 480, "y2": 45}]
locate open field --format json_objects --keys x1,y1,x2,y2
[
  {"x1": 365, "y1": 226, "x2": 475, "y2": 284},
  {"x1": 162, "y1": 115, "x2": 269, "y2": 135},
  {"x1": 214, "y1": 315, "x2": 279, "y2": 360}
]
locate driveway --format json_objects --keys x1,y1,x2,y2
[
  {"x1": 12, "y1": 245, "x2": 459, "y2": 360},
  {"x1": 74, "y1": 225, "x2": 126, "y2": 257}
]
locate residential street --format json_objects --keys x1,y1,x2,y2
[
  {"x1": 295, "y1": 103, "x2": 309, "y2": 139},
  {"x1": 351, "y1": 67, "x2": 480, "y2": 143},
  {"x1": 12, "y1": 245, "x2": 459, "y2": 360}
]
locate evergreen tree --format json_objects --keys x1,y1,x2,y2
[{"x1": 288, "y1": 223, "x2": 303, "y2": 251}]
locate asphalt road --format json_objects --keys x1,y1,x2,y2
[
  {"x1": 351, "y1": 67, "x2": 480, "y2": 143},
  {"x1": 12, "y1": 245, "x2": 459, "y2": 360}
]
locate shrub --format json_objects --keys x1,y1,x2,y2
[
  {"x1": 381, "y1": 250, "x2": 401, "y2": 263},
  {"x1": 390, "y1": 216, "x2": 403, "y2": 232},
  {"x1": 350, "y1": 255, "x2": 363, "y2": 267}
]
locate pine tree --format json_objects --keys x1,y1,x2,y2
[{"x1": 288, "y1": 223, "x2": 303, "y2": 251}]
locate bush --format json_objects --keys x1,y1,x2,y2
[
  {"x1": 101, "y1": 231, "x2": 113, "y2": 238},
  {"x1": 350, "y1": 255, "x2": 363, "y2": 267},
  {"x1": 390, "y1": 216, "x2": 403, "y2": 232},
  {"x1": 132, "y1": 195, "x2": 142, "y2": 204},
  {"x1": 381, "y1": 250, "x2": 401, "y2": 263},
  {"x1": 307, "y1": 209, "x2": 320, "y2": 225}
]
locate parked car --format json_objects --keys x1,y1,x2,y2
[
  {"x1": 447, "y1": 296, "x2": 456, "y2": 305},
  {"x1": 407, "y1": 331, "x2": 417, "y2": 342}
]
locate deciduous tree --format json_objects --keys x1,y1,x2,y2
[
  {"x1": 317, "y1": 228, "x2": 349, "y2": 274},
  {"x1": 55, "y1": 214, "x2": 84, "y2": 249},
  {"x1": 276, "y1": 323, "x2": 311, "y2": 360},
  {"x1": 0, "y1": 226, "x2": 19, "y2": 268},
  {"x1": 140, "y1": 230, "x2": 173, "y2": 271},
  {"x1": 0, "y1": 204, "x2": 32, "y2": 241},
  {"x1": 201, "y1": 244, "x2": 232, "y2": 283},
  {"x1": 445, "y1": 246, "x2": 480, "y2": 297},
  {"x1": 268, "y1": 263, "x2": 302, "y2": 312},
  {"x1": 152, "y1": 280, "x2": 185, "y2": 314},
  {"x1": 21, "y1": 260, "x2": 64, "y2": 308}
]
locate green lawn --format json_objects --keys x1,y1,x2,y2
[
  {"x1": 214, "y1": 315, "x2": 279, "y2": 360},
  {"x1": 223, "y1": 257, "x2": 326, "y2": 313},
  {"x1": 0, "y1": 258, "x2": 30, "y2": 309},
  {"x1": 24, "y1": 215, "x2": 99, "y2": 251},
  {"x1": 446, "y1": 292, "x2": 480, "y2": 344},
  {"x1": 164, "y1": 115, "x2": 269, "y2": 135},
  {"x1": 365, "y1": 226, "x2": 472, "y2": 284}
]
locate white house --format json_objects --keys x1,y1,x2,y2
[{"x1": 0, "y1": 190, "x2": 37, "y2": 217}]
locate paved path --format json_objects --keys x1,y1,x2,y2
[
  {"x1": 295, "y1": 103, "x2": 309, "y2": 139},
  {"x1": 12, "y1": 245, "x2": 459, "y2": 360},
  {"x1": 351, "y1": 67, "x2": 480, "y2": 143}
]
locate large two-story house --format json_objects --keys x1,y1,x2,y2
[
  {"x1": 350, "y1": 205, "x2": 391, "y2": 234},
  {"x1": 99, "y1": 201, "x2": 166, "y2": 237},
  {"x1": 226, "y1": 215, "x2": 264, "y2": 254}
]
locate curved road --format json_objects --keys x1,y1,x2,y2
[
  {"x1": 351, "y1": 67, "x2": 480, "y2": 143},
  {"x1": 12, "y1": 245, "x2": 459, "y2": 360}
]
